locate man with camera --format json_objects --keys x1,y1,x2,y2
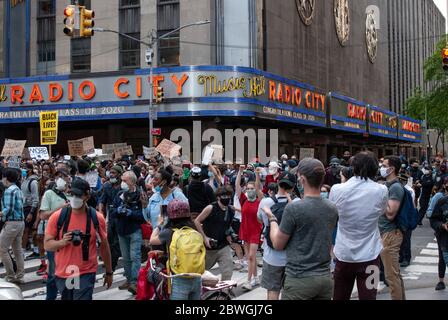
[
  {"x1": 44, "y1": 178, "x2": 112, "y2": 301},
  {"x1": 185, "y1": 166, "x2": 216, "y2": 219},
  {"x1": 195, "y1": 186, "x2": 235, "y2": 281},
  {"x1": 110, "y1": 171, "x2": 147, "y2": 295}
]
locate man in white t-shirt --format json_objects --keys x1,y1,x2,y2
[{"x1": 257, "y1": 172, "x2": 299, "y2": 300}]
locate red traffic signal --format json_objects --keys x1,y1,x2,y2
[{"x1": 63, "y1": 5, "x2": 76, "y2": 36}]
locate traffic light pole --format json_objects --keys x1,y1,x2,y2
[{"x1": 94, "y1": 20, "x2": 211, "y2": 149}]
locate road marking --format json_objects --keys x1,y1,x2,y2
[
  {"x1": 413, "y1": 256, "x2": 439, "y2": 264},
  {"x1": 427, "y1": 243, "x2": 438, "y2": 249},
  {"x1": 420, "y1": 249, "x2": 439, "y2": 256},
  {"x1": 404, "y1": 264, "x2": 438, "y2": 274}
]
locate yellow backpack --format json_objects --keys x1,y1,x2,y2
[{"x1": 168, "y1": 227, "x2": 206, "y2": 275}]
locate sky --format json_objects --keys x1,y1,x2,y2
[{"x1": 434, "y1": 0, "x2": 448, "y2": 31}]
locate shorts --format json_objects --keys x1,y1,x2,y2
[
  {"x1": 261, "y1": 261, "x2": 285, "y2": 292},
  {"x1": 37, "y1": 220, "x2": 47, "y2": 236},
  {"x1": 24, "y1": 207, "x2": 36, "y2": 229}
]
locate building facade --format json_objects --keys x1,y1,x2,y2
[{"x1": 0, "y1": 0, "x2": 444, "y2": 163}]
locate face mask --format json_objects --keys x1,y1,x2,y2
[
  {"x1": 269, "y1": 167, "x2": 278, "y2": 175},
  {"x1": 121, "y1": 181, "x2": 130, "y2": 192},
  {"x1": 245, "y1": 190, "x2": 257, "y2": 202},
  {"x1": 70, "y1": 196, "x2": 84, "y2": 210},
  {"x1": 110, "y1": 177, "x2": 118, "y2": 184},
  {"x1": 208, "y1": 171, "x2": 214, "y2": 178},
  {"x1": 380, "y1": 167, "x2": 391, "y2": 178},
  {"x1": 21, "y1": 169, "x2": 27, "y2": 178},
  {"x1": 155, "y1": 185, "x2": 162, "y2": 192},
  {"x1": 56, "y1": 178, "x2": 67, "y2": 191},
  {"x1": 220, "y1": 197, "x2": 231, "y2": 206},
  {"x1": 422, "y1": 169, "x2": 429, "y2": 175},
  {"x1": 321, "y1": 192, "x2": 329, "y2": 199}
]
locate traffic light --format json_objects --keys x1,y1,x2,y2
[
  {"x1": 80, "y1": 6, "x2": 95, "y2": 37},
  {"x1": 155, "y1": 86, "x2": 164, "y2": 103},
  {"x1": 63, "y1": 5, "x2": 76, "y2": 36},
  {"x1": 443, "y1": 48, "x2": 448, "y2": 72}
]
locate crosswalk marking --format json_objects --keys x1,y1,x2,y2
[
  {"x1": 420, "y1": 249, "x2": 439, "y2": 256},
  {"x1": 404, "y1": 264, "x2": 439, "y2": 274},
  {"x1": 426, "y1": 243, "x2": 438, "y2": 249},
  {"x1": 413, "y1": 256, "x2": 439, "y2": 264}
]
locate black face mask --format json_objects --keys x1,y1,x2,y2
[{"x1": 220, "y1": 197, "x2": 231, "y2": 206}]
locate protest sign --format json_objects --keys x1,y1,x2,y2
[
  {"x1": 39, "y1": 111, "x2": 58, "y2": 145},
  {"x1": 156, "y1": 139, "x2": 181, "y2": 159},
  {"x1": 68, "y1": 140, "x2": 84, "y2": 157},
  {"x1": 114, "y1": 145, "x2": 133, "y2": 159},
  {"x1": 202, "y1": 146, "x2": 214, "y2": 165},
  {"x1": 102, "y1": 144, "x2": 115, "y2": 155},
  {"x1": 28, "y1": 147, "x2": 50, "y2": 160},
  {"x1": 7, "y1": 156, "x2": 21, "y2": 169},
  {"x1": 143, "y1": 146, "x2": 159, "y2": 159},
  {"x1": 211, "y1": 145, "x2": 224, "y2": 163},
  {"x1": 299, "y1": 148, "x2": 315, "y2": 160},
  {"x1": 1, "y1": 139, "x2": 26, "y2": 157},
  {"x1": 81, "y1": 137, "x2": 95, "y2": 155}
]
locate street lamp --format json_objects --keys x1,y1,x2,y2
[{"x1": 94, "y1": 19, "x2": 211, "y2": 148}]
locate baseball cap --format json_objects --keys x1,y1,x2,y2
[
  {"x1": 111, "y1": 165, "x2": 123, "y2": 175},
  {"x1": 190, "y1": 166, "x2": 202, "y2": 178},
  {"x1": 167, "y1": 200, "x2": 191, "y2": 220},
  {"x1": 70, "y1": 178, "x2": 90, "y2": 197},
  {"x1": 278, "y1": 172, "x2": 297, "y2": 188}
]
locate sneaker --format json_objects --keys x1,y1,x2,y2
[
  {"x1": 128, "y1": 284, "x2": 137, "y2": 295},
  {"x1": 36, "y1": 263, "x2": 47, "y2": 276},
  {"x1": 436, "y1": 282, "x2": 446, "y2": 291},
  {"x1": 242, "y1": 282, "x2": 253, "y2": 291},
  {"x1": 119, "y1": 282, "x2": 130, "y2": 290},
  {"x1": 25, "y1": 252, "x2": 40, "y2": 261},
  {"x1": 250, "y1": 277, "x2": 260, "y2": 287}
]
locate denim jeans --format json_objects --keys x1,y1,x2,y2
[
  {"x1": 46, "y1": 251, "x2": 58, "y2": 300},
  {"x1": 118, "y1": 229, "x2": 142, "y2": 285},
  {"x1": 55, "y1": 273, "x2": 96, "y2": 300},
  {"x1": 170, "y1": 277, "x2": 202, "y2": 300}
]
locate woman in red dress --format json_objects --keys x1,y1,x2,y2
[{"x1": 236, "y1": 165, "x2": 263, "y2": 291}]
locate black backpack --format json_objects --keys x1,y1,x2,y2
[
  {"x1": 56, "y1": 206, "x2": 100, "y2": 261},
  {"x1": 264, "y1": 196, "x2": 289, "y2": 249}
]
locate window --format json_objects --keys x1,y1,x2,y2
[
  {"x1": 157, "y1": 0, "x2": 180, "y2": 66},
  {"x1": 71, "y1": 0, "x2": 91, "y2": 73},
  {"x1": 37, "y1": 0, "x2": 55, "y2": 66},
  {"x1": 119, "y1": 0, "x2": 141, "y2": 69}
]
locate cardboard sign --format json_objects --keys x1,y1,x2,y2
[
  {"x1": 81, "y1": 136, "x2": 95, "y2": 156},
  {"x1": 114, "y1": 145, "x2": 133, "y2": 159},
  {"x1": 211, "y1": 145, "x2": 224, "y2": 163},
  {"x1": 1, "y1": 139, "x2": 26, "y2": 157},
  {"x1": 299, "y1": 148, "x2": 315, "y2": 160},
  {"x1": 202, "y1": 146, "x2": 214, "y2": 165},
  {"x1": 39, "y1": 111, "x2": 58, "y2": 145},
  {"x1": 28, "y1": 147, "x2": 49, "y2": 160},
  {"x1": 7, "y1": 156, "x2": 21, "y2": 169},
  {"x1": 102, "y1": 144, "x2": 115, "y2": 155},
  {"x1": 143, "y1": 146, "x2": 159, "y2": 159},
  {"x1": 68, "y1": 137, "x2": 95, "y2": 157},
  {"x1": 156, "y1": 139, "x2": 181, "y2": 159}
]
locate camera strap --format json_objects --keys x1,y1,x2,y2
[{"x1": 82, "y1": 209, "x2": 92, "y2": 262}]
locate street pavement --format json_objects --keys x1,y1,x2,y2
[{"x1": 1, "y1": 218, "x2": 444, "y2": 300}]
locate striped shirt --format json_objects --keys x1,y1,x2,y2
[{"x1": 2, "y1": 184, "x2": 24, "y2": 222}]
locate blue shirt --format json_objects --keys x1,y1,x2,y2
[
  {"x1": 427, "y1": 192, "x2": 445, "y2": 218},
  {"x1": 2, "y1": 184, "x2": 24, "y2": 222},
  {"x1": 145, "y1": 188, "x2": 187, "y2": 227}
]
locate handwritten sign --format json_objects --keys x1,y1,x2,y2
[
  {"x1": 81, "y1": 137, "x2": 95, "y2": 155},
  {"x1": 39, "y1": 111, "x2": 58, "y2": 145},
  {"x1": 211, "y1": 145, "x2": 224, "y2": 163},
  {"x1": 114, "y1": 145, "x2": 133, "y2": 158},
  {"x1": 299, "y1": 148, "x2": 315, "y2": 160},
  {"x1": 68, "y1": 137, "x2": 95, "y2": 157},
  {"x1": 7, "y1": 156, "x2": 21, "y2": 169},
  {"x1": 28, "y1": 147, "x2": 49, "y2": 160},
  {"x1": 202, "y1": 146, "x2": 214, "y2": 165},
  {"x1": 143, "y1": 146, "x2": 159, "y2": 159},
  {"x1": 156, "y1": 139, "x2": 181, "y2": 159},
  {"x1": 1, "y1": 139, "x2": 26, "y2": 157},
  {"x1": 102, "y1": 144, "x2": 115, "y2": 155}
]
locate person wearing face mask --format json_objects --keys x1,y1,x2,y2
[
  {"x1": 44, "y1": 178, "x2": 113, "y2": 300},
  {"x1": 110, "y1": 171, "x2": 147, "y2": 295},
  {"x1": 378, "y1": 156, "x2": 406, "y2": 300},
  {"x1": 320, "y1": 185, "x2": 331, "y2": 199},
  {"x1": 0, "y1": 168, "x2": 25, "y2": 285},
  {"x1": 21, "y1": 163, "x2": 40, "y2": 258},
  {"x1": 340, "y1": 151, "x2": 352, "y2": 167},
  {"x1": 145, "y1": 167, "x2": 188, "y2": 230},
  {"x1": 185, "y1": 167, "x2": 217, "y2": 220},
  {"x1": 324, "y1": 157, "x2": 342, "y2": 187},
  {"x1": 280, "y1": 154, "x2": 289, "y2": 171},
  {"x1": 38, "y1": 168, "x2": 72, "y2": 300},
  {"x1": 235, "y1": 165, "x2": 263, "y2": 291},
  {"x1": 195, "y1": 186, "x2": 236, "y2": 282},
  {"x1": 98, "y1": 165, "x2": 124, "y2": 274},
  {"x1": 418, "y1": 166, "x2": 434, "y2": 226},
  {"x1": 409, "y1": 159, "x2": 423, "y2": 208}
]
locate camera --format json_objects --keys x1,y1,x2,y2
[
  {"x1": 71, "y1": 230, "x2": 84, "y2": 247},
  {"x1": 209, "y1": 238, "x2": 218, "y2": 249}
]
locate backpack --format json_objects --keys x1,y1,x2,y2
[
  {"x1": 56, "y1": 206, "x2": 100, "y2": 261},
  {"x1": 27, "y1": 178, "x2": 38, "y2": 193},
  {"x1": 393, "y1": 182, "x2": 419, "y2": 232},
  {"x1": 264, "y1": 196, "x2": 289, "y2": 249},
  {"x1": 168, "y1": 227, "x2": 205, "y2": 275}
]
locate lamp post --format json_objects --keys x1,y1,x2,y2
[{"x1": 94, "y1": 20, "x2": 211, "y2": 148}]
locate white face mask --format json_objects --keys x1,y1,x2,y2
[
  {"x1": 380, "y1": 167, "x2": 391, "y2": 178},
  {"x1": 70, "y1": 196, "x2": 84, "y2": 210},
  {"x1": 269, "y1": 167, "x2": 278, "y2": 175},
  {"x1": 121, "y1": 181, "x2": 130, "y2": 192},
  {"x1": 56, "y1": 178, "x2": 67, "y2": 191},
  {"x1": 422, "y1": 169, "x2": 429, "y2": 175}
]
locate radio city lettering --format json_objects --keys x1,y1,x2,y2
[
  {"x1": 268, "y1": 81, "x2": 325, "y2": 111},
  {"x1": 0, "y1": 85, "x2": 7, "y2": 102},
  {"x1": 402, "y1": 120, "x2": 421, "y2": 133},
  {"x1": 347, "y1": 104, "x2": 366, "y2": 121},
  {"x1": 197, "y1": 75, "x2": 265, "y2": 98},
  {"x1": 370, "y1": 110, "x2": 383, "y2": 124}
]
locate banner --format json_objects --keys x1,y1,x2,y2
[
  {"x1": 39, "y1": 111, "x2": 58, "y2": 145},
  {"x1": 156, "y1": 139, "x2": 181, "y2": 159},
  {"x1": 1, "y1": 139, "x2": 26, "y2": 157},
  {"x1": 28, "y1": 147, "x2": 49, "y2": 160}
]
